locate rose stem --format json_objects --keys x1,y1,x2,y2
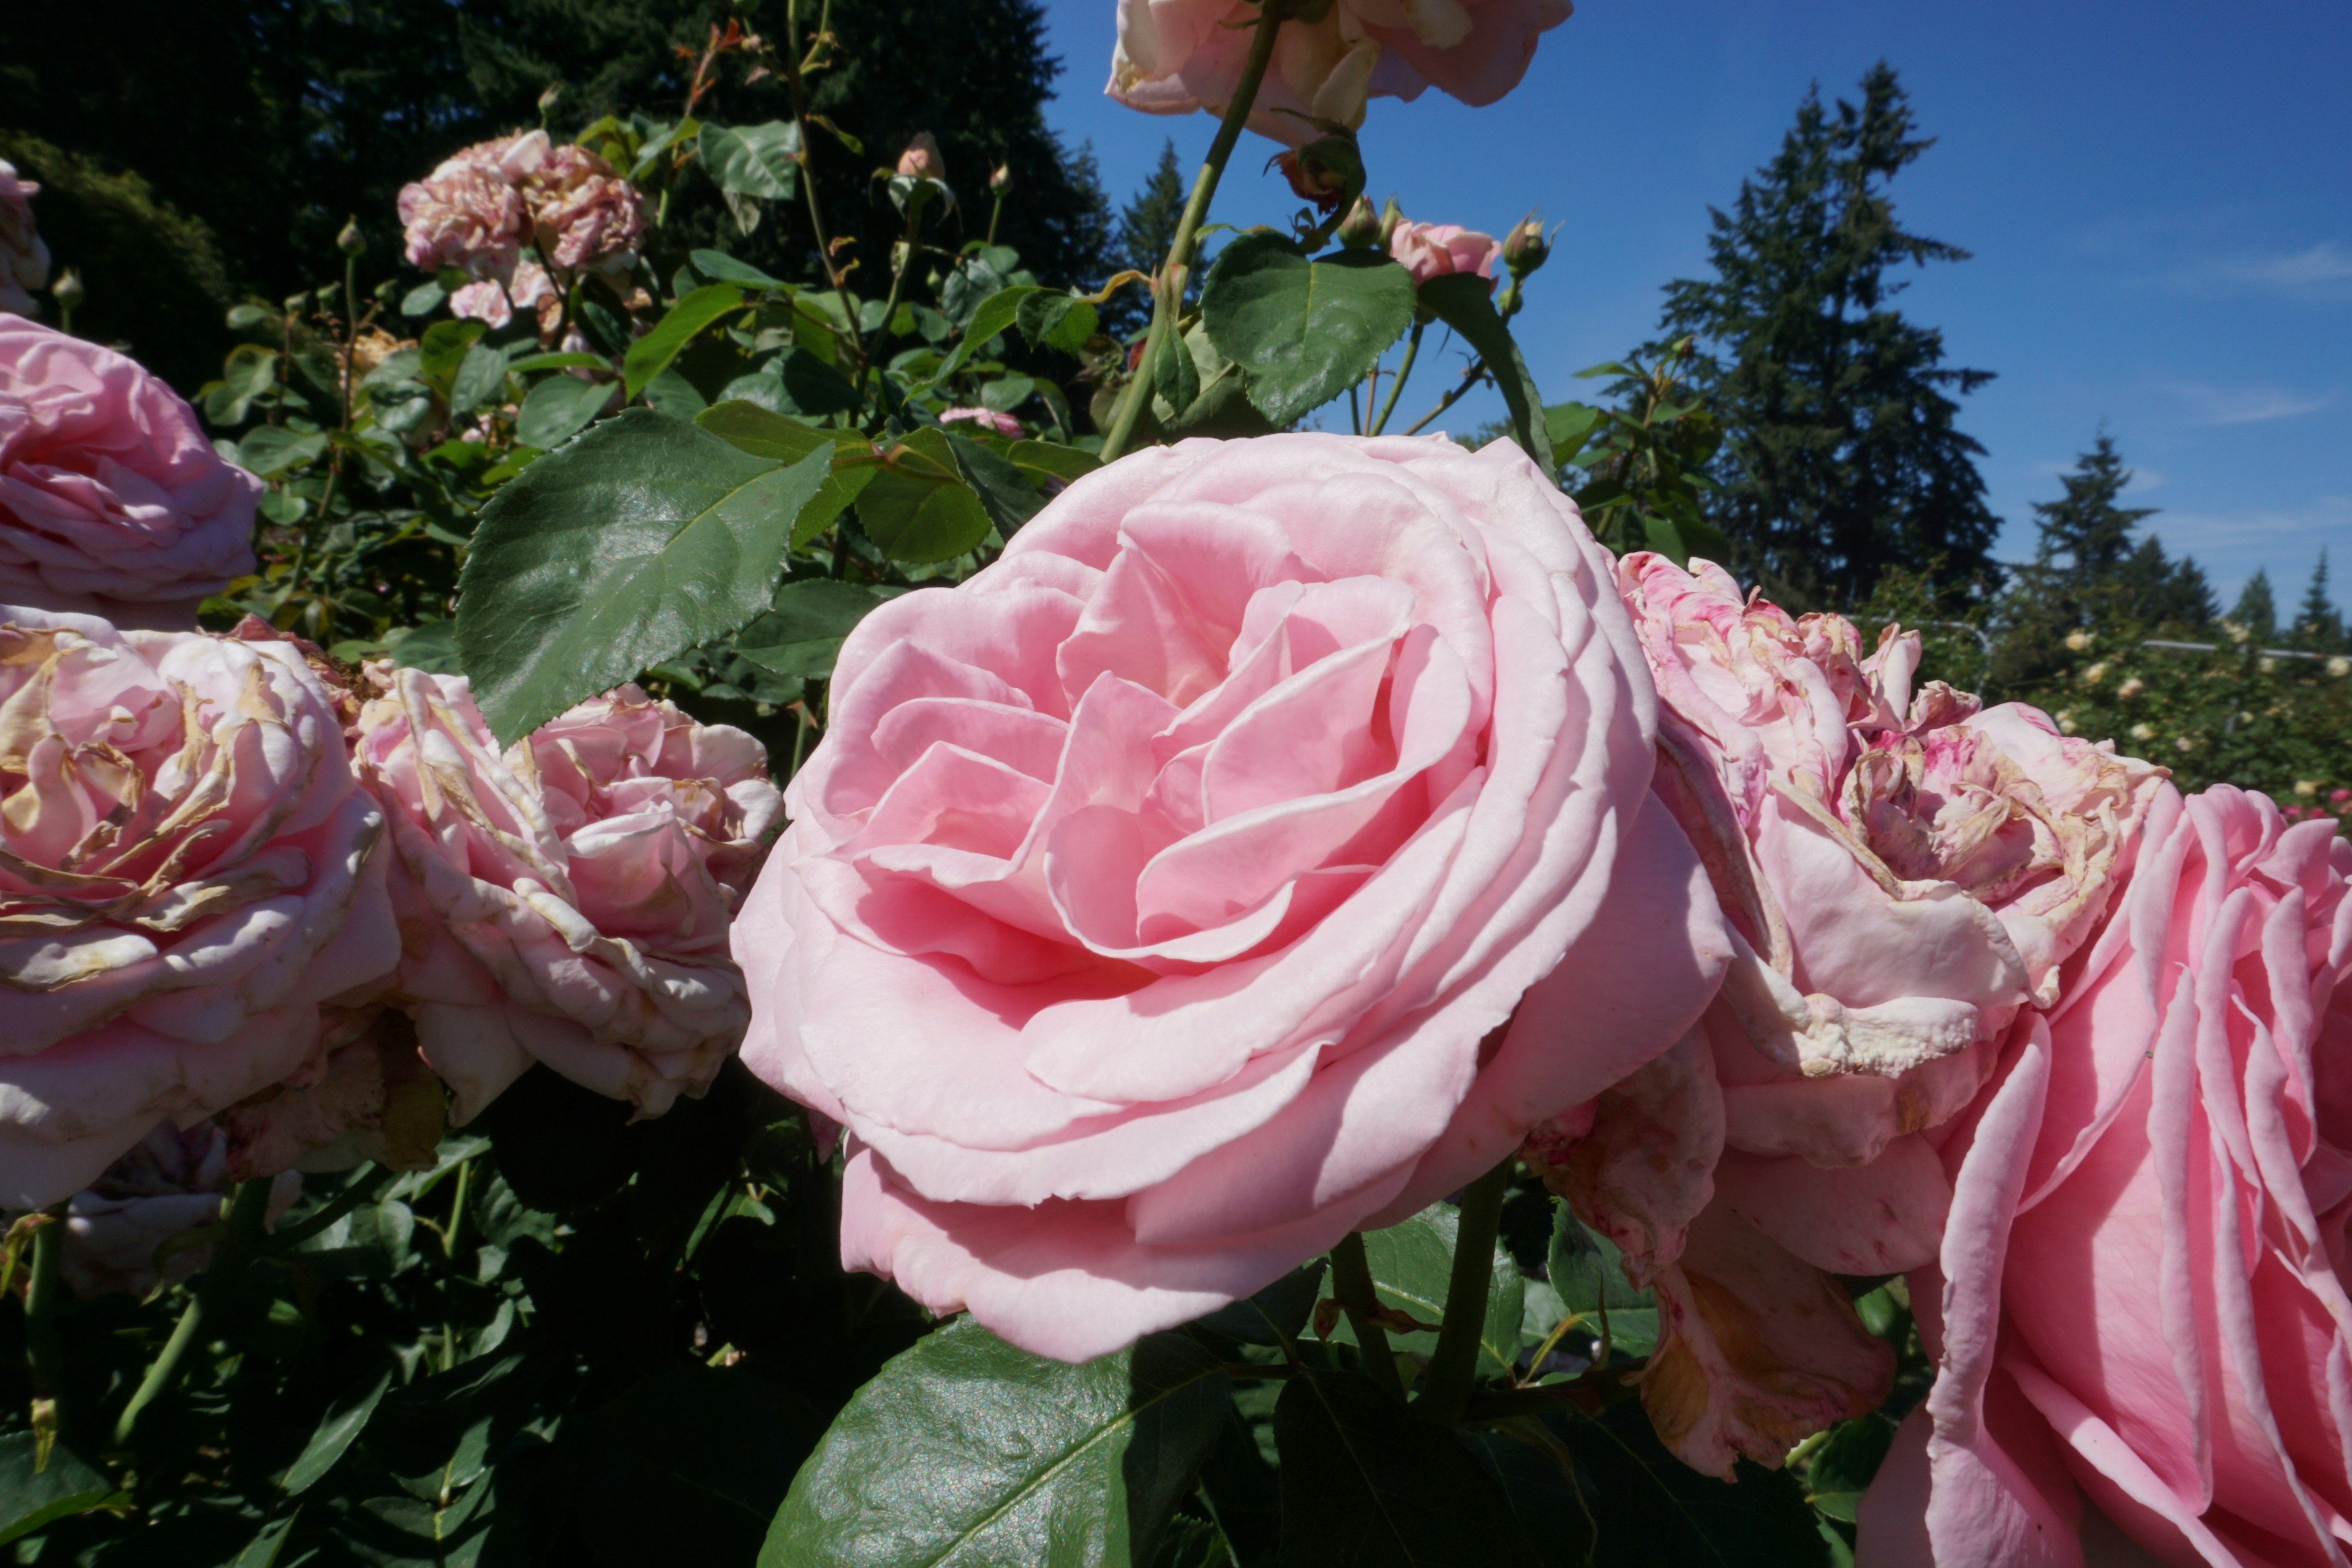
[
  {"x1": 1096, "y1": 0, "x2": 1287, "y2": 464},
  {"x1": 25, "y1": 1202, "x2": 67, "y2": 1447},
  {"x1": 1369, "y1": 320, "x2": 1424, "y2": 435},
  {"x1": 1403, "y1": 357, "x2": 1491, "y2": 437},
  {"x1": 853, "y1": 189, "x2": 930, "y2": 399},
  {"x1": 111, "y1": 1177, "x2": 274, "y2": 1449},
  {"x1": 441, "y1": 1158, "x2": 473, "y2": 1371},
  {"x1": 1412, "y1": 1155, "x2": 1513, "y2": 1426},
  {"x1": 1329, "y1": 1232, "x2": 1403, "y2": 1399}
]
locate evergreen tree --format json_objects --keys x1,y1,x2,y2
[
  {"x1": 1102, "y1": 137, "x2": 1186, "y2": 337},
  {"x1": 1654, "y1": 63, "x2": 1999, "y2": 608},
  {"x1": 2232, "y1": 570, "x2": 2278, "y2": 643},
  {"x1": 2030, "y1": 434, "x2": 2154, "y2": 586},
  {"x1": 2291, "y1": 551, "x2": 2344, "y2": 651}
]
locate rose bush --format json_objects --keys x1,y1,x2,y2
[
  {"x1": 1108, "y1": 0, "x2": 1572, "y2": 145},
  {"x1": 1525, "y1": 553, "x2": 2165, "y2": 1478},
  {"x1": 1859, "y1": 783, "x2": 2352, "y2": 1568},
  {"x1": 0, "y1": 160, "x2": 50, "y2": 320},
  {"x1": 0, "y1": 320, "x2": 261, "y2": 627},
  {"x1": 350, "y1": 666, "x2": 783, "y2": 1121},
  {"x1": 734, "y1": 431, "x2": 1730, "y2": 1361},
  {"x1": 0, "y1": 606, "x2": 396, "y2": 1210}
]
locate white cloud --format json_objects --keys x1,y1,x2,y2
[
  {"x1": 2165, "y1": 382, "x2": 2334, "y2": 426},
  {"x1": 2141, "y1": 496, "x2": 2352, "y2": 602},
  {"x1": 2211, "y1": 241, "x2": 2352, "y2": 298}
]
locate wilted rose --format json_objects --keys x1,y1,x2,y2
[
  {"x1": 34, "y1": 1122, "x2": 301, "y2": 1298},
  {"x1": 734, "y1": 431, "x2": 1728, "y2": 1362},
  {"x1": 1525, "y1": 554, "x2": 2163, "y2": 1479},
  {"x1": 1860, "y1": 784, "x2": 2352, "y2": 1568},
  {"x1": 1387, "y1": 220, "x2": 1502, "y2": 288},
  {"x1": 350, "y1": 668, "x2": 782, "y2": 1121},
  {"x1": 0, "y1": 608, "x2": 399, "y2": 1210},
  {"x1": 1108, "y1": 0, "x2": 1573, "y2": 147},
  {"x1": 449, "y1": 258, "x2": 554, "y2": 330},
  {"x1": 0, "y1": 160, "x2": 51, "y2": 320},
  {"x1": 0, "y1": 320, "x2": 262, "y2": 628},
  {"x1": 938, "y1": 406, "x2": 1022, "y2": 439},
  {"x1": 523, "y1": 144, "x2": 644, "y2": 273},
  {"x1": 398, "y1": 132, "x2": 545, "y2": 279}
]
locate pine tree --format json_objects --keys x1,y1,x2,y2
[
  {"x1": 1103, "y1": 138, "x2": 1188, "y2": 337},
  {"x1": 2292, "y1": 551, "x2": 2344, "y2": 651},
  {"x1": 2232, "y1": 570, "x2": 2278, "y2": 644},
  {"x1": 2030, "y1": 435, "x2": 2154, "y2": 586},
  {"x1": 1654, "y1": 63, "x2": 1999, "y2": 609}
]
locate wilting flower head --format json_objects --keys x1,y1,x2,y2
[
  {"x1": 1859, "y1": 785, "x2": 2352, "y2": 1567},
  {"x1": 1109, "y1": 0, "x2": 1573, "y2": 148},
  {"x1": 1387, "y1": 220, "x2": 1502, "y2": 289},
  {"x1": 522, "y1": 144, "x2": 643, "y2": 274},
  {"x1": 0, "y1": 320, "x2": 261, "y2": 628},
  {"x1": 449, "y1": 258, "x2": 554, "y2": 331},
  {"x1": 0, "y1": 609, "x2": 399, "y2": 1209},
  {"x1": 894, "y1": 133, "x2": 947, "y2": 183},
  {"x1": 0, "y1": 160, "x2": 51, "y2": 320},
  {"x1": 1522, "y1": 554, "x2": 2165, "y2": 1480},
  {"x1": 40, "y1": 1122, "x2": 301, "y2": 1297},
  {"x1": 398, "y1": 132, "x2": 546, "y2": 279},
  {"x1": 734, "y1": 431, "x2": 1728, "y2": 1362},
  {"x1": 938, "y1": 406, "x2": 1022, "y2": 439},
  {"x1": 350, "y1": 668, "x2": 782, "y2": 1122}
]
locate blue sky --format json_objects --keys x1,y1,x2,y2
[{"x1": 1032, "y1": 0, "x2": 2351, "y2": 608}]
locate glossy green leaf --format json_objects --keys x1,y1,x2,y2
[
  {"x1": 1417, "y1": 273, "x2": 1555, "y2": 480},
  {"x1": 694, "y1": 402, "x2": 873, "y2": 546},
  {"x1": 623, "y1": 283, "x2": 746, "y2": 399},
  {"x1": 279, "y1": 1366, "x2": 393, "y2": 1496},
  {"x1": 762, "y1": 1317, "x2": 1231, "y2": 1568},
  {"x1": 1201, "y1": 234, "x2": 1414, "y2": 427},
  {"x1": 516, "y1": 374, "x2": 612, "y2": 451},
  {"x1": 1272, "y1": 1369, "x2": 1536, "y2": 1568},
  {"x1": 733, "y1": 579, "x2": 896, "y2": 679},
  {"x1": 1016, "y1": 291, "x2": 1098, "y2": 353},
  {"x1": 420, "y1": 318, "x2": 486, "y2": 390},
  {"x1": 236, "y1": 425, "x2": 328, "y2": 478},
  {"x1": 700, "y1": 122, "x2": 803, "y2": 200},
  {"x1": 782, "y1": 347, "x2": 861, "y2": 414},
  {"x1": 1317, "y1": 1204, "x2": 1525, "y2": 1379},
  {"x1": 400, "y1": 280, "x2": 445, "y2": 318},
  {"x1": 856, "y1": 428, "x2": 992, "y2": 564},
  {"x1": 924, "y1": 284, "x2": 1041, "y2": 387},
  {"x1": 455, "y1": 409, "x2": 834, "y2": 742},
  {"x1": 1547, "y1": 1202, "x2": 1659, "y2": 1360},
  {"x1": 1008, "y1": 439, "x2": 1101, "y2": 483},
  {"x1": 945, "y1": 431, "x2": 1045, "y2": 536},
  {"x1": 448, "y1": 342, "x2": 509, "y2": 413},
  {"x1": 0, "y1": 1433, "x2": 122, "y2": 1549}
]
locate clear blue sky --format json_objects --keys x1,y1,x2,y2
[{"x1": 1031, "y1": 0, "x2": 2351, "y2": 609}]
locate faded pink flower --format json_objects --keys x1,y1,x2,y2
[
  {"x1": 38, "y1": 1122, "x2": 300, "y2": 1297},
  {"x1": 212, "y1": 1005, "x2": 448, "y2": 1180},
  {"x1": 894, "y1": 133, "x2": 947, "y2": 183},
  {"x1": 1860, "y1": 785, "x2": 2352, "y2": 1568},
  {"x1": 1387, "y1": 221, "x2": 1502, "y2": 288},
  {"x1": 351, "y1": 668, "x2": 783, "y2": 1121},
  {"x1": 0, "y1": 320, "x2": 262, "y2": 628},
  {"x1": 398, "y1": 132, "x2": 546, "y2": 279},
  {"x1": 1109, "y1": 0, "x2": 1572, "y2": 147},
  {"x1": 0, "y1": 160, "x2": 51, "y2": 320},
  {"x1": 733, "y1": 432, "x2": 1730, "y2": 1362},
  {"x1": 0, "y1": 607, "x2": 399, "y2": 1210},
  {"x1": 524, "y1": 145, "x2": 643, "y2": 274},
  {"x1": 1525, "y1": 553, "x2": 2165, "y2": 1480},
  {"x1": 938, "y1": 405, "x2": 1022, "y2": 439},
  {"x1": 449, "y1": 258, "x2": 554, "y2": 330}
]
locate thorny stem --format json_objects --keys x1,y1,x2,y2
[
  {"x1": 1370, "y1": 320, "x2": 1423, "y2": 436},
  {"x1": 1412, "y1": 1156, "x2": 1513, "y2": 1426},
  {"x1": 1097, "y1": 0, "x2": 1287, "y2": 463},
  {"x1": 1330, "y1": 1232, "x2": 1402, "y2": 1400},
  {"x1": 111, "y1": 1178, "x2": 273, "y2": 1449}
]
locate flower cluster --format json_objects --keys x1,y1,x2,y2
[{"x1": 397, "y1": 129, "x2": 643, "y2": 329}]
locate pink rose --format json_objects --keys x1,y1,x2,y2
[
  {"x1": 0, "y1": 607, "x2": 399, "y2": 1210},
  {"x1": 351, "y1": 668, "x2": 783, "y2": 1121},
  {"x1": 449, "y1": 258, "x2": 554, "y2": 330},
  {"x1": 938, "y1": 405, "x2": 1022, "y2": 439},
  {"x1": 1524, "y1": 554, "x2": 2164, "y2": 1479},
  {"x1": 1858, "y1": 785, "x2": 2352, "y2": 1568},
  {"x1": 0, "y1": 160, "x2": 51, "y2": 320},
  {"x1": 894, "y1": 133, "x2": 947, "y2": 183},
  {"x1": 211, "y1": 1005, "x2": 449, "y2": 1179},
  {"x1": 0, "y1": 320, "x2": 262, "y2": 628},
  {"x1": 1109, "y1": 0, "x2": 1572, "y2": 147},
  {"x1": 398, "y1": 132, "x2": 545, "y2": 279},
  {"x1": 733, "y1": 431, "x2": 1730, "y2": 1362},
  {"x1": 37, "y1": 1123, "x2": 301, "y2": 1297},
  {"x1": 523, "y1": 145, "x2": 643, "y2": 274},
  {"x1": 1387, "y1": 221, "x2": 1502, "y2": 288}
]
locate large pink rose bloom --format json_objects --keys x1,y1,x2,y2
[
  {"x1": 523, "y1": 144, "x2": 643, "y2": 274},
  {"x1": 1388, "y1": 221, "x2": 1502, "y2": 289},
  {"x1": 1859, "y1": 785, "x2": 2352, "y2": 1568},
  {"x1": 0, "y1": 321, "x2": 262, "y2": 628},
  {"x1": 0, "y1": 160, "x2": 52, "y2": 320},
  {"x1": 352, "y1": 668, "x2": 782, "y2": 1121},
  {"x1": 734, "y1": 432, "x2": 1730, "y2": 1362},
  {"x1": 399, "y1": 130, "x2": 546, "y2": 278},
  {"x1": 1525, "y1": 554, "x2": 2165, "y2": 1479},
  {"x1": 1109, "y1": 0, "x2": 1572, "y2": 147},
  {"x1": 0, "y1": 607, "x2": 398, "y2": 1209}
]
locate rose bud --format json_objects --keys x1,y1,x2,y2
[
  {"x1": 1274, "y1": 134, "x2": 1363, "y2": 214},
  {"x1": 895, "y1": 132, "x2": 946, "y2": 183},
  {"x1": 1502, "y1": 213, "x2": 1549, "y2": 277},
  {"x1": 1336, "y1": 195, "x2": 1382, "y2": 248}
]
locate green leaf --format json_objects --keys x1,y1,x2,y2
[
  {"x1": 1547, "y1": 1202, "x2": 1658, "y2": 1360},
  {"x1": 455, "y1": 408, "x2": 833, "y2": 744},
  {"x1": 699, "y1": 122, "x2": 804, "y2": 200},
  {"x1": 420, "y1": 318, "x2": 486, "y2": 390},
  {"x1": 1150, "y1": 324, "x2": 1200, "y2": 420},
  {"x1": 692, "y1": 251, "x2": 793, "y2": 292},
  {"x1": 1417, "y1": 273, "x2": 1555, "y2": 480},
  {"x1": 733, "y1": 580, "x2": 895, "y2": 680},
  {"x1": 0, "y1": 1433, "x2": 123, "y2": 1549},
  {"x1": 1016, "y1": 291, "x2": 1098, "y2": 353},
  {"x1": 506, "y1": 351, "x2": 611, "y2": 375},
  {"x1": 944, "y1": 432, "x2": 1045, "y2": 537},
  {"x1": 980, "y1": 372, "x2": 1037, "y2": 413},
  {"x1": 761, "y1": 1317, "x2": 1231, "y2": 1568},
  {"x1": 1317, "y1": 1204, "x2": 1525, "y2": 1379},
  {"x1": 1201, "y1": 234, "x2": 1414, "y2": 427},
  {"x1": 694, "y1": 402, "x2": 873, "y2": 546},
  {"x1": 1542, "y1": 402, "x2": 1602, "y2": 463},
  {"x1": 206, "y1": 342, "x2": 280, "y2": 426},
  {"x1": 782, "y1": 347, "x2": 861, "y2": 414},
  {"x1": 280, "y1": 1366, "x2": 393, "y2": 1496},
  {"x1": 449, "y1": 342, "x2": 510, "y2": 413},
  {"x1": 1008, "y1": 440, "x2": 1101, "y2": 483},
  {"x1": 856, "y1": 428, "x2": 992, "y2": 564},
  {"x1": 516, "y1": 374, "x2": 612, "y2": 451},
  {"x1": 1272, "y1": 1369, "x2": 1536, "y2": 1567},
  {"x1": 623, "y1": 283, "x2": 746, "y2": 400},
  {"x1": 380, "y1": 619, "x2": 465, "y2": 675},
  {"x1": 237, "y1": 426, "x2": 329, "y2": 478},
  {"x1": 1556, "y1": 1401, "x2": 1830, "y2": 1567},
  {"x1": 1189, "y1": 1262, "x2": 1326, "y2": 1348},
  {"x1": 921, "y1": 281, "x2": 1041, "y2": 388},
  {"x1": 401, "y1": 280, "x2": 446, "y2": 318}
]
